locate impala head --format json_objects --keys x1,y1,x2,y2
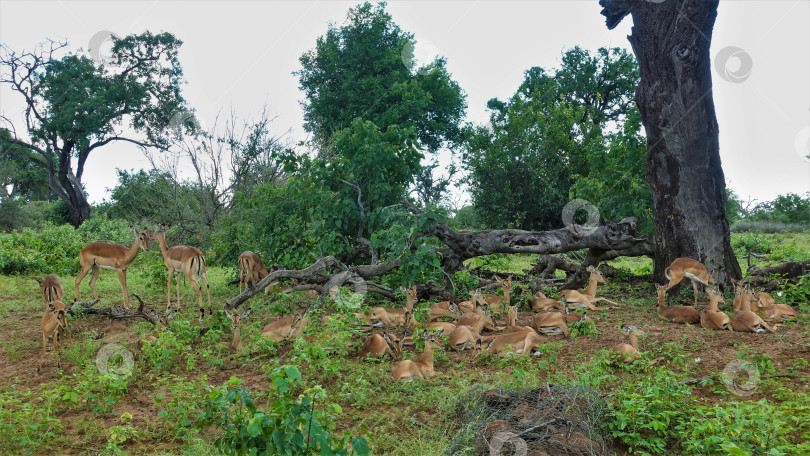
[
  {"x1": 424, "y1": 329, "x2": 443, "y2": 349},
  {"x1": 224, "y1": 307, "x2": 251, "y2": 330},
  {"x1": 131, "y1": 226, "x2": 150, "y2": 252},
  {"x1": 383, "y1": 332, "x2": 402, "y2": 356},
  {"x1": 495, "y1": 275, "x2": 512, "y2": 290},
  {"x1": 587, "y1": 266, "x2": 606, "y2": 283}
]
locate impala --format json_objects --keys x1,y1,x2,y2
[
  {"x1": 38, "y1": 302, "x2": 67, "y2": 373},
  {"x1": 481, "y1": 275, "x2": 512, "y2": 313},
  {"x1": 138, "y1": 310, "x2": 175, "y2": 350},
  {"x1": 391, "y1": 330, "x2": 443, "y2": 381},
  {"x1": 149, "y1": 224, "x2": 212, "y2": 318},
  {"x1": 664, "y1": 257, "x2": 716, "y2": 307},
  {"x1": 731, "y1": 279, "x2": 756, "y2": 312},
  {"x1": 530, "y1": 311, "x2": 570, "y2": 337},
  {"x1": 358, "y1": 332, "x2": 401, "y2": 358},
  {"x1": 656, "y1": 283, "x2": 700, "y2": 324},
  {"x1": 559, "y1": 266, "x2": 621, "y2": 310},
  {"x1": 38, "y1": 274, "x2": 64, "y2": 307},
  {"x1": 754, "y1": 290, "x2": 797, "y2": 322},
  {"x1": 429, "y1": 301, "x2": 461, "y2": 320},
  {"x1": 612, "y1": 325, "x2": 644, "y2": 363},
  {"x1": 731, "y1": 285, "x2": 775, "y2": 333},
  {"x1": 530, "y1": 291, "x2": 563, "y2": 313},
  {"x1": 485, "y1": 327, "x2": 544, "y2": 356},
  {"x1": 74, "y1": 227, "x2": 150, "y2": 309},
  {"x1": 700, "y1": 285, "x2": 730, "y2": 330},
  {"x1": 238, "y1": 251, "x2": 271, "y2": 294},
  {"x1": 370, "y1": 286, "x2": 417, "y2": 327},
  {"x1": 225, "y1": 307, "x2": 252, "y2": 351},
  {"x1": 262, "y1": 311, "x2": 309, "y2": 341},
  {"x1": 502, "y1": 305, "x2": 534, "y2": 334}
]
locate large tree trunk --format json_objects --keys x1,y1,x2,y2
[{"x1": 601, "y1": 0, "x2": 741, "y2": 290}]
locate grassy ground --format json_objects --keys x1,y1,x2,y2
[{"x1": 0, "y1": 233, "x2": 808, "y2": 455}]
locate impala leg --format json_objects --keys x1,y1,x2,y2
[
  {"x1": 74, "y1": 264, "x2": 92, "y2": 302},
  {"x1": 166, "y1": 266, "x2": 175, "y2": 312},
  {"x1": 691, "y1": 280, "x2": 700, "y2": 307},
  {"x1": 38, "y1": 333, "x2": 46, "y2": 374},
  {"x1": 54, "y1": 330, "x2": 61, "y2": 369},
  {"x1": 176, "y1": 271, "x2": 182, "y2": 308},
  {"x1": 117, "y1": 268, "x2": 130, "y2": 309},
  {"x1": 88, "y1": 266, "x2": 102, "y2": 300}
]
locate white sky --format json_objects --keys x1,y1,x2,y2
[{"x1": 1, "y1": 0, "x2": 808, "y2": 206}]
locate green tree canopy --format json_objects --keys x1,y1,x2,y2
[
  {"x1": 296, "y1": 2, "x2": 466, "y2": 153},
  {"x1": 0, "y1": 32, "x2": 188, "y2": 226}
]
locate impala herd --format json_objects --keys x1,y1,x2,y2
[{"x1": 34, "y1": 228, "x2": 800, "y2": 379}]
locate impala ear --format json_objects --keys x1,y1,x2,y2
[
  {"x1": 241, "y1": 308, "x2": 252, "y2": 318},
  {"x1": 224, "y1": 307, "x2": 232, "y2": 318}
]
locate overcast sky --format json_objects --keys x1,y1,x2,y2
[{"x1": 1, "y1": 1, "x2": 808, "y2": 206}]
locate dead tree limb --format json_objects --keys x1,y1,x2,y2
[{"x1": 66, "y1": 294, "x2": 156, "y2": 324}]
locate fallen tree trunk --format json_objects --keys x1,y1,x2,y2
[{"x1": 66, "y1": 294, "x2": 157, "y2": 325}]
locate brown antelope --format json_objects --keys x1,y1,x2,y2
[
  {"x1": 38, "y1": 302, "x2": 67, "y2": 373},
  {"x1": 238, "y1": 251, "x2": 270, "y2": 294},
  {"x1": 481, "y1": 275, "x2": 512, "y2": 313},
  {"x1": 225, "y1": 307, "x2": 252, "y2": 351},
  {"x1": 427, "y1": 321, "x2": 458, "y2": 334},
  {"x1": 700, "y1": 285, "x2": 730, "y2": 330},
  {"x1": 429, "y1": 301, "x2": 461, "y2": 320},
  {"x1": 74, "y1": 227, "x2": 150, "y2": 309},
  {"x1": 391, "y1": 330, "x2": 443, "y2": 381},
  {"x1": 38, "y1": 274, "x2": 64, "y2": 307},
  {"x1": 370, "y1": 286, "x2": 417, "y2": 327},
  {"x1": 731, "y1": 286, "x2": 775, "y2": 333},
  {"x1": 664, "y1": 257, "x2": 716, "y2": 307},
  {"x1": 731, "y1": 279, "x2": 757, "y2": 312},
  {"x1": 754, "y1": 290, "x2": 797, "y2": 322},
  {"x1": 262, "y1": 312, "x2": 304, "y2": 342},
  {"x1": 559, "y1": 266, "x2": 621, "y2": 310},
  {"x1": 656, "y1": 284, "x2": 700, "y2": 324},
  {"x1": 358, "y1": 333, "x2": 401, "y2": 358},
  {"x1": 485, "y1": 327, "x2": 544, "y2": 356},
  {"x1": 503, "y1": 305, "x2": 534, "y2": 334},
  {"x1": 530, "y1": 291, "x2": 563, "y2": 312},
  {"x1": 530, "y1": 311, "x2": 570, "y2": 337},
  {"x1": 612, "y1": 325, "x2": 644, "y2": 363},
  {"x1": 149, "y1": 224, "x2": 212, "y2": 318}
]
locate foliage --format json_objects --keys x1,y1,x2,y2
[
  {"x1": 198, "y1": 372, "x2": 369, "y2": 456},
  {"x1": 0, "y1": 32, "x2": 188, "y2": 226},
  {"x1": 0, "y1": 389, "x2": 63, "y2": 454},
  {"x1": 296, "y1": 1, "x2": 466, "y2": 153},
  {"x1": 463, "y1": 47, "x2": 638, "y2": 231}
]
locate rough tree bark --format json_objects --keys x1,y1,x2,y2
[{"x1": 600, "y1": 0, "x2": 741, "y2": 290}]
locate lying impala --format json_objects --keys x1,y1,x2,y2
[
  {"x1": 358, "y1": 332, "x2": 402, "y2": 358},
  {"x1": 238, "y1": 251, "x2": 271, "y2": 294},
  {"x1": 138, "y1": 310, "x2": 176, "y2": 351},
  {"x1": 611, "y1": 325, "x2": 644, "y2": 364},
  {"x1": 655, "y1": 284, "x2": 700, "y2": 324},
  {"x1": 38, "y1": 302, "x2": 67, "y2": 373},
  {"x1": 531, "y1": 311, "x2": 570, "y2": 337},
  {"x1": 370, "y1": 286, "x2": 418, "y2": 327},
  {"x1": 558, "y1": 266, "x2": 621, "y2": 311},
  {"x1": 481, "y1": 275, "x2": 512, "y2": 313},
  {"x1": 225, "y1": 307, "x2": 252, "y2": 351},
  {"x1": 530, "y1": 291, "x2": 563, "y2": 313},
  {"x1": 75, "y1": 227, "x2": 150, "y2": 309},
  {"x1": 731, "y1": 285, "x2": 775, "y2": 333},
  {"x1": 700, "y1": 285, "x2": 730, "y2": 330},
  {"x1": 485, "y1": 327, "x2": 544, "y2": 356},
  {"x1": 149, "y1": 224, "x2": 212, "y2": 318},
  {"x1": 391, "y1": 330, "x2": 443, "y2": 381},
  {"x1": 262, "y1": 311, "x2": 309, "y2": 341},
  {"x1": 37, "y1": 274, "x2": 64, "y2": 307},
  {"x1": 664, "y1": 257, "x2": 716, "y2": 307},
  {"x1": 754, "y1": 290, "x2": 797, "y2": 322}
]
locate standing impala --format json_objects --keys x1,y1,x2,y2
[
  {"x1": 149, "y1": 224, "x2": 212, "y2": 317},
  {"x1": 74, "y1": 227, "x2": 150, "y2": 309},
  {"x1": 37, "y1": 274, "x2": 64, "y2": 307},
  {"x1": 238, "y1": 251, "x2": 271, "y2": 294},
  {"x1": 664, "y1": 257, "x2": 716, "y2": 307}
]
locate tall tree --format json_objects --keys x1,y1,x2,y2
[
  {"x1": 600, "y1": 0, "x2": 741, "y2": 287},
  {"x1": 295, "y1": 2, "x2": 466, "y2": 153},
  {"x1": 0, "y1": 32, "x2": 188, "y2": 227}
]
